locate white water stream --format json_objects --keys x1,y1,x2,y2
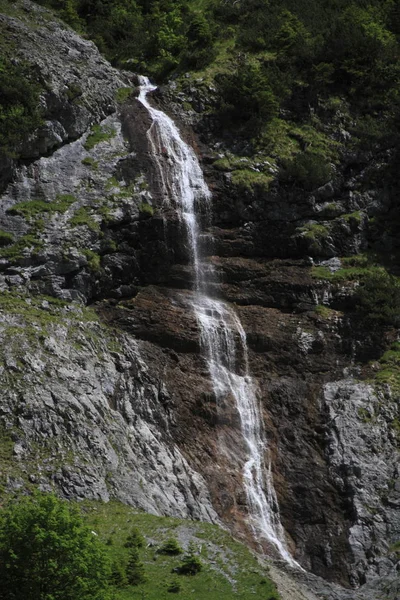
[{"x1": 138, "y1": 76, "x2": 297, "y2": 566}]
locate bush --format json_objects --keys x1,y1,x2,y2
[
  {"x1": 126, "y1": 546, "x2": 147, "y2": 586},
  {"x1": 355, "y1": 270, "x2": 400, "y2": 327},
  {"x1": 0, "y1": 57, "x2": 42, "y2": 158},
  {"x1": 0, "y1": 492, "x2": 109, "y2": 600},
  {"x1": 280, "y1": 152, "x2": 333, "y2": 190},
  {"x1": 175, "y1": 544, "x2": 202, "y2": 575},
  {"x1": 0, "y1": 231, "x2": 13, "y2": 247},
  {"x1": 124, "y1": 527, "x2": 145, "y2": 549},
  {"x1": 157, "y1": 537, "x2": 183, "y2": 556}
]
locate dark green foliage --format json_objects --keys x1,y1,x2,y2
[
  {"x1": 280, "y1": 152, "x2": 333, "y2": 190},
  {"x1": 166, "y1": 578, "x2": 181, "y2": 593},
  {"x1": 126, "y1": 546, "x2": 147, "y2": 586},
  {"x1": 0, "y1": 57, "x2": 42, "y2": 158},
  {"x1": 157, "y1": 537, "x2": 183, "y2": 555},
  {"x1": 217, "y1": 58, "x2": 279, "y2": 130},
  {"x1": 355, "y1": 270, "x2": 400, "y2": 327},
  {"x1": 124, "y1": 527, "x2": 145, "y2": 548},
  {"x1": 176, "y1": 543, "x2": 203, "y2": 575},
  {"x1": 0, "y1": 230, "x2": 13, "y2": 247},
  {"x1": 110, "y1": 561, "x2": 128, "y2": 588},
  {"x1": 0, "y1": 493, "x2": 110, "y2": 600}
]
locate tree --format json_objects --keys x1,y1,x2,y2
[
  {"x1": 126, "y1": 546, "x2": 147, "y2": 585},
  {"x1": 0, "y1": 493, "x2": 110, "y2": 600}
]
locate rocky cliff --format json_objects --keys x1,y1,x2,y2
[{"x1": 0, "y1": 2, "x2": 399, "y2": 599}]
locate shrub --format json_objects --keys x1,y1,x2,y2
[
  {"x1": 157, "y1": 537, "x2": 183, "y2": 555},
  {"x1": 126, "y1": 546, "x2": 147, "y2": 586},
  {"x1": 280, "y1": 152, "x2": 332, "y2": 190},
  {"x1": 0, "y1": 231, "x2": 13, "y2": 247},
  {"x1": 175, "y1": 543, "x2": 202, "y2": 575},
  {"x1": 0, "y1": 57, "x2": 42, "y2": 158},
  {"x1": 109, "y1": 561, "x2": 128, "y2": 588},
  {"x1": 124, "y1": 527, "x2": 145, "y2": 549},
  {"x1": 0, "y1": 492, "x2": 109, "y2": 600},
  {"x1": 166, "y1": 578, "x2": 181, "y2": 593},
  {"x1": 355, "y1": 270, "x2": 400, "y2": 327}
]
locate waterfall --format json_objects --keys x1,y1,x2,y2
[{"x1": 138, "y1": 76, "x2": 298, "y2": 567}]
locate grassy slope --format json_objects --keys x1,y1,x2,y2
[{"x1": 82, "y1": 500, "x2": 280, "y2": 600}]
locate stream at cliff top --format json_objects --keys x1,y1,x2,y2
[{"x1": 138, "y1": 76, "x2": 298, "y2": 567}]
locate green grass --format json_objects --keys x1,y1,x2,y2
[
  {"x1": 81, "y1": 157, "x2": 99, "y2": 169},
  {"x1": 7, "y1": 194, "x2": 77, "y2": 220},
  {"x1": 81, "y1": 500, "x2": 280, "y2": 600},
  {"x1": 115, "y1": 87, "x2": 134, "y2": 103},
  {"x1": 373, "y1": 342, "x2": 400, "y2": 395},
  {"x1": 83, "y1": 249, "x2": 101, "y2": 272},
  {"x1": 69, "y1": 207, "x2": 100, "y2": 232},
  {"x1": 231, "y1": 169, "x2": 273, "y2": 193},
  {"x1": 84, "y1": 124, "x2": 116, "y2": 150},
  {"x1": 0, "y1": 234, "x2": 44, "y2": 260},
  {"x1": 311, "y1": 256, "x2": 384, "y2": 282},
  {"x1": 314, "y1": 304, "x2": 336, "y2": 318}
]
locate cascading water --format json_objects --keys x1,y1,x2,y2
[{"x1": 138, "y1": 76, "x2": 298, "y2": 567}]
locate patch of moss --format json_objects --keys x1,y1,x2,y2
[
  {"x1": 81, "y1": 157, "x2": 99, "y2": 169},
  {"x1": 69, "y1": 207, "x2": 100, "y2": 232},
  {"x1": 342, "y1": 211, "x2": 363, "y2": 225},
  {"x1": 115, "y1": 87, "x2": 133, "y2": 103},
  {"x1": 231, "y1": 169, "x2": 272, "y2": 193},
  {"x1": 83, "y1": 249, "x2": 101, "y2": 273},
  {"x1": 301, "y1": 223, "x2": 329, "y2": 241},
  {"x1": 358, "y1": 407, "x2": 373, "y2": 423},
  {"x1": 0, "y1": 234, "x2": 44, "y2": 260},
  {"x1": 314, "y1": 304, "x2": 336, "y2": 318},
  {"x1": 7, "y1": 194, "x2": 77, "y2": 220},
  {"x1": 139, "y1": 202, "x2": 154, "y2": 217},
  {"x1": 84, "y1": 124, "x2": 116, "y2": 150}
]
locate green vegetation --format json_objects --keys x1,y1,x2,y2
[
  {"x1": 314, "y1": 304, "x2": 336, "y2": 319},
  {"x1": 0, "y1": 233, "x2": 44, "y2": 260},
  {"x1": 83, "y1": 249, "x2": 101, "y2": 272},
  {"x1": 157, "y1": 537, "x2": 183, "y2": 555},
  {"x1": 81, "y1": 156, "x2": 99, "y2": 168},
  {"x1": 231, "y1": 169, "x2": 272, "y2": 194},
  {"x1": 0, "y1": 493, "x2": 109, "y2": 600},
  {"x1": 0, "y1": 495, "x2": 280, "y2": 600},
  {"x1": 356, "y1": 270, "x2": 400, "y2": 327},
  {"x1": 69, "y1": 206, "x2": 101, "y2": 232},
  {"x1": 84, "y1": 124, "x2": 116, "y2": 151},
  {"x1": 7, "y1": 194, "x2": 77, "y2": 220},
  {"x1": 0, "y1": 55, "x2": 42, "y2": 159},
  {"x1": 81, "y1": 499, "x2": 280, "y2": 600},
  {"x1": 115, "y1": 87, "x2": 134, "y2": 103},
  {"x1": 370, "y1": 342, "x2": 400, "y2": 395},
  {"x1": 139, "y1": 202, "x2": 154, "y2": 217},
  {"x1": 0, "y1": 230, "x2": 13, "y2": 246}
]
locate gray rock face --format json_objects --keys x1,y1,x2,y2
[
  {"x1": 322, "y1": 380, "x2": 400, "y2": 586},
  {"x1": 0, "y1": 302, "x2": 218, "y2": 523},
  {"x1": 1, "y1": 0, "x2": 126, "y2": 159}
]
